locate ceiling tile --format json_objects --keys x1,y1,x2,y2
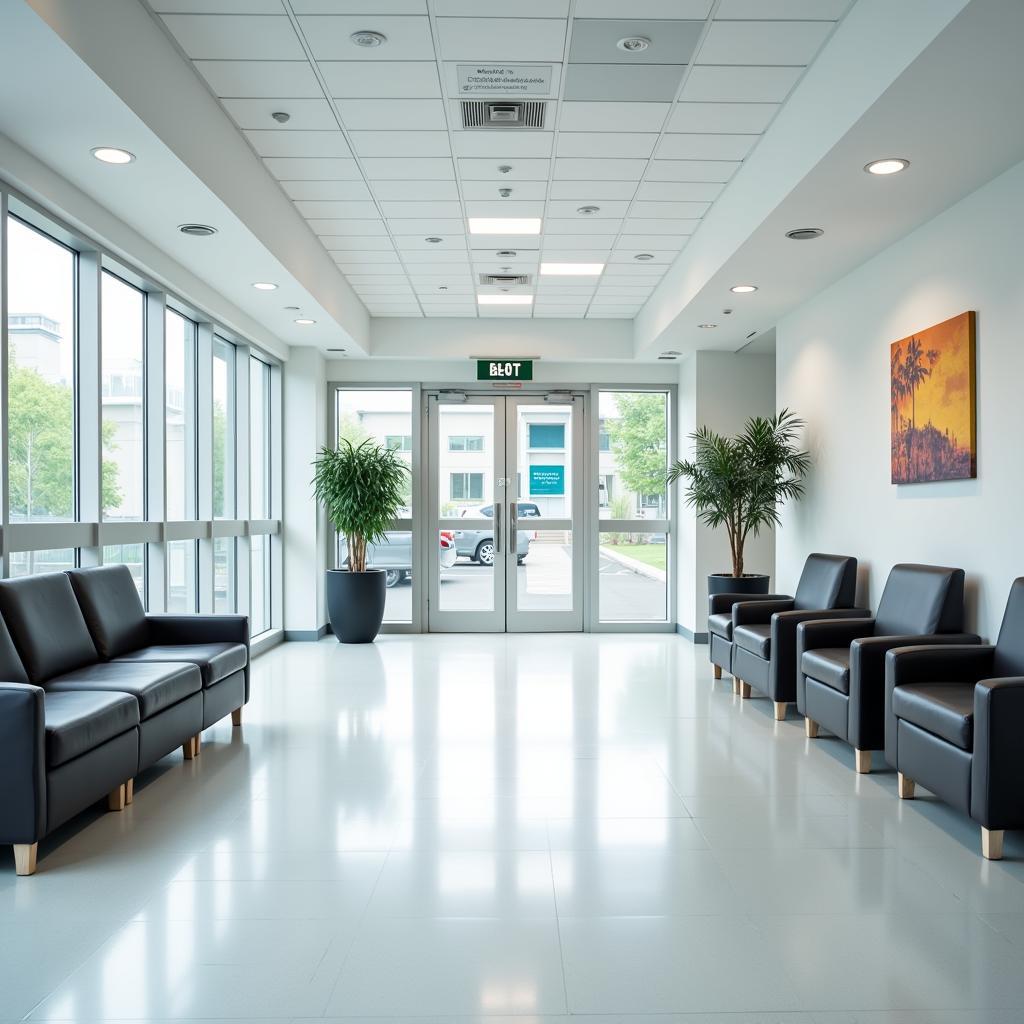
[
  {"x1": 435, "y1": 18, "x2": 567, "y2": 62},
  {"x1": 465, "y1": 235, "x2": 541, "y2": 251},
  {"x1": 434, "y1": 0, "x2": 569, "y2": 15},
  {"x1": 575, "y1": 0, "x2": 712, "y2": 15},
  {"x1": 656, "y1": 133, "x2": 756, "y2": 161},
  {"x1": 362, "y1": 158, "x2": 455, "y2": 180},
  {"x1": 379, "y1": 201, "x2": 464, "y2": 218},
  {"x1": 608, "y1": 249, "x2": 678, "y2": 263},
  {"x1": 458, "y1": 158, "x2": 550, "y2": 180},
  {"x1": 451, "y1": 131, "x2": 553, "y2": 159},
  {"x1": 194, "y1": 60, "x2": 323, "y2": 99},
  {"x1": 294, "y1": 200, "x2": 380, "y2": 218},
  {"x1": 386, "y1": 218, "x2": 466, "y2": 234},
  {"x1": 716, "y1": 0, "x2": 850, "y2": 16},
  {"x1": 355, "y1": 284, "x2": 416, "y2": 295},
  {"x1": 681, "y1": 65, "x2": 803, "y2": 103},
  {"x1": 222, "y1": 98, "x2": 337, "y2": 131},
  {"x1": 634, "y1": 180, "x2": 723, "y2": 201},
  {"x1": 554, "y1": 158, "x2": 647, "y2": 180},
  {"x1": 559, "y1": 102, "x2": 669, "y2": 133},
  {"x1": 629, "y1": 200, "x2": 709, "y2": 218},
  {"x1": 549, "y1": 180, "x2": 638, "y2": 200},
  {"x1": 423, "y1": 309, "x2": 477, "y2": 316},
  {"x1": 345, "y1": 274, "x2": 412, "y2": 284},
  {"x1": 398, "y1": 250, "x2": 473, "y2": 262},
  {"x1": 646, "y1": 159, "x2": 739, "y2": 182},
  {"x1": 152, "y1": 1, "x2": 284, "y2": 11},
  {"x1": 602, "y1": 266, "x2": 667, "y2": 278},
  {"x1": 160, "y1": 14, "x2": 304, "y2": 59},
  {"x1": 569, "y1": 19, "x2": 703, "y2": 65},
  {"x1": 544, "y1": 218, "x2": 623, "y2": 235},
  {"x1": 563, "y1": 64, "x2": 684, "y2": 102},
  {"x1": 263, "y1": 156, "x2": 361, "y2": 179},
  {"x1": 538, "y1": 233, "x2": 617, "y2": 248},
  {"x1": 588, "y1": 309, "x2": 640, "y2": 317},
  {"x1": 319, "y1": 61, "x2": 442, "y2": 99},
  {"x1": 293, "y1": 0, "x2": 427, "y2": 12},
  {"x1": 546, "y1": 199, "x2": 629, "y2": 217},
  {"x1": 349, "y1": 132, "x2": 453, "y2": 158},
  {"x1": 667, "y1": 101, "x2": 778, "y2": 134},
  {"x1": 698, "y1": 20, "x2": 833, "y2": 65},
  {"x1": 337, "y1": 98, "x2": 447, "y2": 131},
  {"x1": 394, "y1": 235, "x2": 468, "y2": 250},
  {"x1": 557, "y1": 133, "x2": 658, "y2": 159},
  {"x1": 297, "y1": 16, "x2": 435, "y2": 60},
  {"x1": 535, "y1": 249, "x2": 610, "y2": 260},
  {"x1": 370, "y1": 180, "x2": 461, "y2": 200},
  {"x1": 323, "y1": 237, "x2": 397, "y2": 251},
  {"x1": 470, "y1": 251, "x2": 537, "y2": 266},
  {"x1": 405, "y1": 262, "x2": 472, "y2": 275},
  {"x1": 464, "y1": 201, "x2": 545, "y2": 217},
  {"x1": 245, "y1": 130, "x2": 351, "y2": 158},
  {"x1": 283, "y1": 180, "x2": 373, "y2": 201},
  {"x1": 315, "y1": 220, "x2": 389, "y2": 237},
  {"x1": 623, "y1": 217, "x2": 699, "y2": 234},
  {"x1": 333, "y1": 253, "x2": 402, "y2": 266},
  {"x1": 618, "y1": 233, "x2": 690, "y2": 248},
  {"x1": 594, "y1": 285, "x2": 654, "y2": 295},
  {"x1": 462, "y1": 180, "x2": 548, "y2": 200}
]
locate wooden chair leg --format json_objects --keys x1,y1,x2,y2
[
  {"x1": 732, "y1": 677, "x2": 740, "y2": 695},
  {"x1": 182, "y1": 735, "x2": 199, "y2": 760},
  {"x1": 194, "y1": 733, "x2": 202, "y2": 756},
  {"x1": 897, "y1": 772, "x2": 915, "y2": 799},
  {"x1": 231, "y1": 707, "x2": 243, "y2": 727},
  {"x1": 982, "y1": 828, "x2": 1005, "y2": 860},
  {"x1": 855, "y1": 749, "x2": 872, "y2": 774},
  {"x1": 125, "y1": 778, "x2": 134, "y2": 805},
  {"x1": 738, "y1": 680, "x2": 751, "y2": 699},
  {"x1": 805, "y1": 717, "x2": 819, "y2": 738},
  {"x1": 773, "y1": 701, "x2": 787, "y2": 721},
  {"x1": 14, "y1": 843, "x2": 38, "y2": 876},
  {"x1": 107, "y1": 784, "x2": 127, "y2": 812}
]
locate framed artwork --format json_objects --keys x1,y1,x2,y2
[{"x1": 891, "y1": 311, "x2": 976, "y2": 484}]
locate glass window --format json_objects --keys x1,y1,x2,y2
[
  {"x1": 598, "y1": 420, "x2": 611, "y2": 452},
  {"x1": 103, "y1": 543, "x2": 145, "y2": 598},
  {"x1": 101, "y1": 272, "x2": 145, "y2": 521},
  {"x1": 7, "y1": 548, "x2": 76, "y2": 577},
  {"x1": 250, "y1": 534, "x2": 271, "y2": 635},
  {"x1": 213, "y1": 338, "x2": 235, "y2": 519},
  {"x1": 448, "y1": 435, "x2": 484, "y2": 452},
  {"x1": 165, "y1": 309, "x2": 197, "y2": 520},
  {"x1": 6, "y1": 217, "x2": 76, "y2": 523},
  {"x1": 250, "y1": 356, "x2": 271, "y2": 519},
  {"x1": 166, "y1": 540, "x2": 198, "y2": 613},
  {"x1": 529, "y1": 423, "x2": 564, "y2": 449},
  {"x1": 386, "y1": 434, "x2": 413, "y2": 452},
  {"x1": 450, "y1": 472, "x2": 483, "y2": 502},
  {"x1": 214, "y1": 536, "x2": 235, "y2": 613}
]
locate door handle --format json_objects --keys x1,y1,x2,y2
[
  {"x1": 509, "y1": 501, "x2": 518, "y2": 555},
  {"x1": 494, "y1": 502, "x2": 501, "y2": 555}
]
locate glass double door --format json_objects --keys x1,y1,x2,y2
[{"x1": 427, "y1": 393, "x2": 583, "y2": 632}]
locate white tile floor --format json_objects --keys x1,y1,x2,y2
[{"x1": 3, "y1": 633, "x2": 1024, "y2": 1022}]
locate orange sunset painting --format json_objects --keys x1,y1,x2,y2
[{"x1": 891, "y1": 311, "x2": 977, "y2": 484}]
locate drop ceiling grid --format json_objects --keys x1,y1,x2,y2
[{"x1": 148, "y1": 0, "x2": 853, "y2": 319}]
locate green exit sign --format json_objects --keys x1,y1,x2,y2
[{"x1": 477, "y1": 358, "x2": 533, "y2": 381}]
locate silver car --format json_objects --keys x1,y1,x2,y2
[
  {"x1": 455, "y1": 503, "x2": 537, "y2": 566},
  {"x1": 339, "y1": 531, "x2": 457, "y2": 587}
]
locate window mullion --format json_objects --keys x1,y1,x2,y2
[
  {"x1": 146, "y1": 292, "x2": 167, "y2": 611},
  {"x1": 196, "y1": 322, "x2": 214, "y2": 612},
  {"x1": 77, "y1": 250, "x2": 102, "y2": 565}
]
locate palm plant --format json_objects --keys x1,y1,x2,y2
[
  {"x1": 668, "y1": 409, "x2": 810, "y2": 578},
  {"x1": 312, "y1": 439, "x2": 409, "y2": 573}
]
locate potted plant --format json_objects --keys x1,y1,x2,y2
[
  {"x1": 312, "y1": 438, "x2": 410, "y2": 643},
  {"x1": 667, "y1": 409, "x2": 810, "y2": 599}
]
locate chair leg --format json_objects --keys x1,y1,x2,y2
[
  {"x1": 982, "y1": 828, "x2": 1005, "y2": 861},
  {"x1": 107, "y1": 784, "x2": 127, "y2": 812},
  {"x1": 14, "y1": 843, "x2": 38, "y2": 876},
  {"x1": 125, "y1": 778, "x2": 134, "y2": 805},
  {"x1": 732, "y1": 677, "x2": 740, "y2": 695},
  {"x1": 231, "y1": 707, "x2": 243, "y2": 727},
  {"x1": 855, "y1": 749, "x2": 872, "y2": 774},
  {"x1": 182, "y1": 734, "x2": 200, "y2": 760},
  {"x1": 805, "y1": 717, "x2": 819, "y2": 738},
  {"x1": 773, "y1": 702, "x2": 787, "y2": 722},
  {"x1": 897, "y1": 772, "x2": 915, "y2": 799},
  {"x1": 738, "y1": 680, "x2": 751, "y2": 699}
]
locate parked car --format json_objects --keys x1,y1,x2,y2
[
  {"x1": 455, "y1": 504, "x2": 537, "y2": 566},
  {"x1": 339, "y1": 531, "x2": 457, "y2": 587}
]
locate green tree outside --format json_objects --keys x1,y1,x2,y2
[{"x1": 605, "y1": 393, "x2": 668, "y2": 510}]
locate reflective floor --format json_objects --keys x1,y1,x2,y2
[{"x1": 3, "y1": 633, "x2": 1024, "y2": 1022}]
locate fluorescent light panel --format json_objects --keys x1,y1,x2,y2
[
  {"x1": 468, "y1": 217, "x2": 542, "y2": 235},
  {"x1": 540, "y1": 262, "x2": 604, "y2": 276},
  {"x1": 477, "y1": 294, "x2": 533, "y2": 305}
]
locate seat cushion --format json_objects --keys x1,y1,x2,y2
[
  {"x1": 708, "y1": 613, "x2": 733, "y2": 640},
  {"x1": 893, "y1": 682, "x2": 975, "y2": 752},
  {"x1": 801, "y1": 647, "x2": 851, "y2": 694},
  {"x1": 113, "y1": 643, "x2": 247, "y2": 688},
  {"x1": 47, "y1": 661, "x2": 202, "y2": 720},
  {"x1": 44, "y1": 689, "x2": 139, "y2": 768},
  {"x1": 734, "y1": 623, "x2": 771, "y2": 659}
]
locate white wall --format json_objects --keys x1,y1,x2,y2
[
  {"x1": 776, "y1": 157, "x2": 1024, "y2": 640},
  {"x1": 676, "y1": 351, "x2": 777, "y2": 637}
]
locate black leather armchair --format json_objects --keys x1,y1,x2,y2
[
  {"x1": 796, "y1": 564, "x2": 978, "y2": 773},
  {"x1": 708, "y1": 589, "x2": 789, "y2": 687},
  {"x1": 730, "y1": 553, "x2": 863, "y2": 719},
  {"x1": 885, "y1": 578, "x2": 1024, "y2": 859}
]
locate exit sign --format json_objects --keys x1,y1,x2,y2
[{"x1": 477, "y1": 359, "x2": 533, "y2": 381}]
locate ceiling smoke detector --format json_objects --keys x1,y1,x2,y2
[
  {"x1": 498, "y1": 187, "x2": 512, "y2": 198},
  {"x1": 496, "y1": 250, "x2": 517, "y2": 257},
  {"x1": 350, "y1": 29, "x2": 386, "y2": 48},
  {"x1": 577, "y1": 205, "x2": 600, "y2": 215},
  {"x1": 178, "y1": 223, "x2": 217, "y2": 237},
  {"x1": 498, "y1": 165, "x2": 513, "y2": 174},
  {"x1": 271, "y1": 111, "x2": 290, "y2": 124},
  {"x1": 425, "y1": 236, "x2": 443, "y2": 243},
  {"x1": 785, "y1": 227, "x2": 824, "y2": 241},
  {"x1": 634, "y1": 253, "x2": 655, "y2": 261},
  {"x1": 617, "y1": 36, "x2": 651, "y2": 52}
]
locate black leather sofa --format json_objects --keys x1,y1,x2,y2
[
  {"x1": 730, "y1": 553, "x2": 863, "y2": 720},
  {"x1": 885, "y1": 578, "x2": 1024, "y2": 860},
  {"x1": 796, "y1": 563, "x2": 978, "y2": 773},
  {"x1": 0, "y1": 566, "x2": 248, "y2": 876}
]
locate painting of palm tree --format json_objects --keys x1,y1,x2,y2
[{"x1": 891, "y1": 311, "x2": 976, "y2": 483}]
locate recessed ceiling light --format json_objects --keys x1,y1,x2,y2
[
  {"x1": 468, "y1": 217, "x2": 542, "y2": 235},
  {"x1": 577, "y1": 205, "x2": 600, "y2": 215},
  {"x1": 698, "y1": 323, "x2": 717, "y2": 329},
  {"x1": 785, "y1": 227, "x2": 824, "y2": 241},
  {"x1": 252, "y1": 282, "x2": 278, "y2": 291},
  {"x1": 541, "y1": 262, "x2": 604, "y2": 276},
  {"x1": 294, "y1": 317, "x2": 316, "y2": 325},
  {"x1": 425, "y1": 236, "x2": 443, "y2": 243},
  {"x1": 350, "y1": 29, "x2": 386, "y2": 48},
  {"x1": 179, "y1": 223, "x2": 217, "y2": 237},
  {"x1": 865, "y1": 157, "x2": 909, "y2": 176},
  {"x1": 91, "y1": 146, "x2": 135, "y2": 165},
  {"x1": 617, "y1": 36, "x2": 651, "y2": 52},
  {"x1": 634, "y1": 253, "x2": 655, "y2": 261},
  {"x1": 730, "y1": 284, "x2": 757, "y2": 294},
  {"x1": 477, "y1": 294, "x2": 533, "y2": 305}
]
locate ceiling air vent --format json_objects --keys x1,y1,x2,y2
[
  {"x1": 479, "y1": 273, "x2": 531, "y2": 286},
  {"x1": 462, "y1": 101, "x2": 546, "y2": 129}
]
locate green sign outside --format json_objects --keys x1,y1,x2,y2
[{"x1": 477, "y1": 359, "x2": 533, "y2": 381}]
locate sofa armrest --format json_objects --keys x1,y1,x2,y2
[
  {"x1": 146, "y1": 614, "x2": 250, "y2": 647},
  {"x1": 973, "y1": 677, "x2": 1024, "y2": 829},
  {"x1": 732, "y1": 598, "x2": 794, "y2": 626},
  {"x1": 709, "y1": 592, "x2": 791, "y2": 616},
  {"x1": 0, "y1": 682, "x2": 47, "y2": 844}
]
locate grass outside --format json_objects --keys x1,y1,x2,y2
[{"x1": 601, "y1": 542, "x2": 666, "y2": 571}]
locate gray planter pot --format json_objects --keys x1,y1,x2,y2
[
  {"x1": 326, "y1": 569, "x2": 386, "y2": 644},
  {"x1": 707, "y1": 573, "x2": 770, "y2": 599}
]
